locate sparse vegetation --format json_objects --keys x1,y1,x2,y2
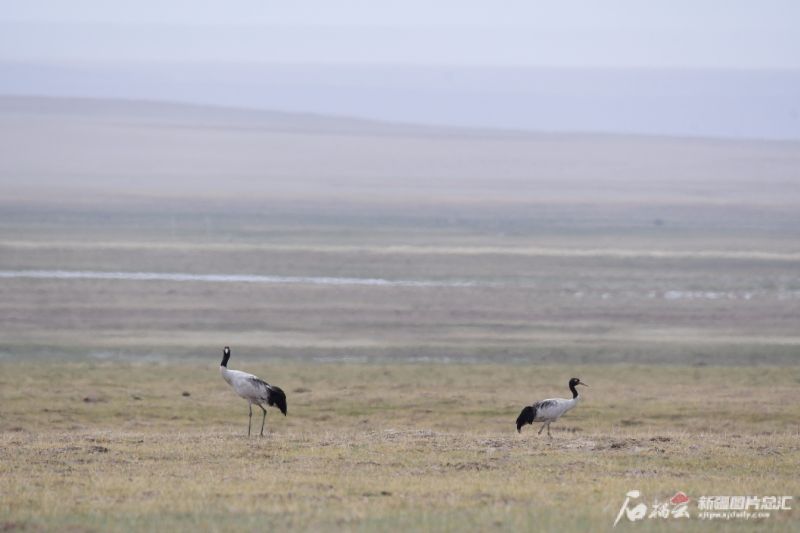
[{"x1": 1, "y1": 362, "x2": 798, "y2": 531}]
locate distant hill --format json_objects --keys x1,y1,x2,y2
[
  {"x1": 0, "y1": 95, "x2": 471, "y2": 137},
  {"x1": 1, "y1": 96, "x2": 799, "y2": 215},
  {"x1": 2, "y1": 63, "x2": 800, "y2": 140}
]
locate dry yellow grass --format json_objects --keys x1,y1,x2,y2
[{"x1": 1, "y1": 362, "x2": 798, "y2": 531}]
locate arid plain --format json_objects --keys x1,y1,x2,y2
[{"x1": 1, "y1": 97, "x2": 799, "y2": 531}]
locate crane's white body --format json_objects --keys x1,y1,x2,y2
[
  {"x1": 220, "y1": 366, "x2": 276, "y2": 405},
  {"x1": 530, "y1": 395, "x2": 582, "y2": 423}
]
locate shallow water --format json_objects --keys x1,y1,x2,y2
[
  {"x1": 2, "y1": 270, "x2": 798, "y2": 301},
  {"x1": 0, "y1": 269, "x2": 483, "y2": 288}
]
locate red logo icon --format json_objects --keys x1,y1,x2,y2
[{"x1": 671, "y1": 492, "x2": 690, "y2": 505}]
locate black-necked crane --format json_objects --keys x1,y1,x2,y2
[
  {"x1": 219, "y1": 346, "x2": 287, "y2": 436},
  {"x1": 516, "y1": 377, "x2": 587, "y2": 437}
]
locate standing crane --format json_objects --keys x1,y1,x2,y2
[
  {"x1": 219, "y1": 346, "x2": 287, "y2": 436},
  {"x1": 516, "y1": 377, "x2": 587, "y2": 437}
]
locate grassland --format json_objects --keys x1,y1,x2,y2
[
  {"x1": 1, "y1": 97, "x2": 799, "y2": 531},
  {"x1": 1, "y1": 362, "x2": 799, "y2": 532},
  {"x1": 2, "y1": 207, "x2": 797, "y2": 531}
]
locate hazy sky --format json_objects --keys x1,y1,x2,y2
[
  {"x1": 2, "y1": 1, "x2": 799, "y2": 139},
  {"x1": 2, "y1": 0, "x2": 799, "y2": 68}
]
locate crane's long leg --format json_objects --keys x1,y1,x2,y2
[
  {"x1": 547, "y1": 422, "x2": 553, "y2": 439},
  {"x1": 248, "y1": 403, "x2": 252, "y2": 437},
  {"x1": 259, "y1": 405, "x2": 267, "y2": 436},
  {"x1": 538, "y1": 423, "x2": 545, "y2": 435}
]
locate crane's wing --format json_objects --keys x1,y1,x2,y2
[{"x1": 248, "y1": 377, "x2": 287, "y2": 416}]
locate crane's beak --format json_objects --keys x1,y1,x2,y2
[{"x1": 578, "y1": 381, "x2": 588, "y2": 387}]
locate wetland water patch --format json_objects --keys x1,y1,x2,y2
[
  {"x1": 0, "y1": 269, "x2": 485, "y2": 288},
  {"x1": 2, "y1": 270, "x2": 798, "y2": 301}
]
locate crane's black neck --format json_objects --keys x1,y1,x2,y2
[
  {"x1": 569, "y1": 382, "x2": 579, "y2": 399},
  {"x1": 221, "y1": 350, "x2": 230, "y2": 367}
]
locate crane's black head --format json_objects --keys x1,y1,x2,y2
[
  {"x1": 221, "y1": 346, "x2": 231, "y2": 367},
  {"x1": 568, "y1": 377, "x2": 587, "y2": 398}
]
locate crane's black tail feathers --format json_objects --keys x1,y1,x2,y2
[
  {"x1": 516, "y1": 405, "x2": 536, "y2": 433},
  {"x1": 268, "y1": 386, "x2": 288, "y2": 416}
]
